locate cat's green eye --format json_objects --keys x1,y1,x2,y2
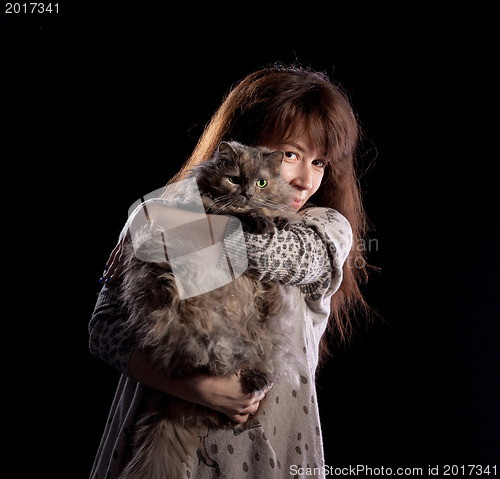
[
  {"x1": 228, "y1": 176, "x2": 241, "y2": 184},
  {"x1": 256, "y1": 179, "x2": 268, "y2": 188}
]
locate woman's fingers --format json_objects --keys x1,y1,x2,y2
[
  {"x1": 227, "y1": 389, "x2": 267, "y2": 423},
  {"x1": 228, "y1": 402, "x2": 260, "y2": 424},
  {"x1": 99, "y1": 235, "x2": 127, "y2": 284},
  {"x1": 230, "y1": 413, "x2": 250, "y2": 424}
]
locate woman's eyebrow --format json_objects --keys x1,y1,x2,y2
[{"x1": 283, "y1": 142, "x2": 305, "y2": 153}]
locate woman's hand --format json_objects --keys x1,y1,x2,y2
[
  {"x1": 177, "y1": 374, "x2": 270, "y2": 424},
  {"x1": 99, "y1": 235, "x2": 127, "y2": 285},
  {"x1": 129, "y1": 348, "x2": 270, "y2": 423}
]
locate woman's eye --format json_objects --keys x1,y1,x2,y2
[
  {"x1": 313, "y1": 159, "x2": 326, "y2": 168},
  {"x1": 228, "y1": 176, "x2": 241, "y2": 184},
  {"x1": 284, "y1": 151, "x2": 298, "y2": 161},
  {"x1": 256, "y1": 179, "x2": 268, "y2": 188}
]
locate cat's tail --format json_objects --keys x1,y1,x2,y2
[{"x1": 118, "y1": 398, "x2": 200, "y2": 479}]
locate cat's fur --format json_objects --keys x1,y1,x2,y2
[{"x1": 118, "y1": 142, "x2": 304, "y2": 479}]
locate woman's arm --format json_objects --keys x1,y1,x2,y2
[
  {"x1": 89, "y1": 282, "x2": 135, "y2": 376},
  {"x1": 103, "y1": 201, "x2": 351, "y2": 292},
  {"x1": 128, "y1": 347, "x2": 267, "y2": 424},
  {"x1": 89, "y1": 281, "x2": 266, "y2": 423},
  {"x1": 234, "y1": 207, "x2": 352, "y2": 295}
]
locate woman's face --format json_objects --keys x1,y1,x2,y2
[{"x1": 263, "y1": 136, "x2": 326, "y2": 212}]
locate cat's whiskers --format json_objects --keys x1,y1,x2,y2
[
  {"x1": 205, "y1": 197, "x2": 234, "y2": 215},
  {"x1": 254, "y1": 199, "x2": 291, "y2": 212},
  {"x1": 208, "y1": 195, "x2": 232, "y2": 206},
  {"x1": 207, "y1": 196, "x2": 291, "y2": 215},
  {"x1": 212, "y1": 203, "x2": 234, "y2": 215}
]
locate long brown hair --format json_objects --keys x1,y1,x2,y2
[{"x1": 170, "y1": 65, "x2": 370, "y2": 358}]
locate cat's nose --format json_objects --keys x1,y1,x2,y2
[{"x1": 243, "y1": 191, "x2": 254, "y2": 200}]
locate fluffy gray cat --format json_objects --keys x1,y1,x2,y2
[{"x1": 119, "y1": 142, "x2": 304, "y2": 479}]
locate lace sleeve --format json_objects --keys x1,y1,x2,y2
[
  {"x1": 238, "y1": 207, "x2": 352, "y2": 299},
  {"x1": 88, "y1": 282, "x2": 136, "y2": 376}
]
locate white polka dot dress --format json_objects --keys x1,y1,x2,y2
[{"x1": 183, "y1": 291, "x2": 328, "y2": 479}]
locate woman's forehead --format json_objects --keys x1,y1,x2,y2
[
  {"x1": 270, "y1": 131, "x2": 329, "y2": 158},
  {"x1": 269, "y1": 115, "x2": 330, "y2": 155}
]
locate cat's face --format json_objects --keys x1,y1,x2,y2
[{"x1": 194, "y1": 142, "x2": 295, "y2": 213}]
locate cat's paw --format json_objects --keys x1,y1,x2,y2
[
  {"x1": 244, "y1": 213, "x2": 275, "y2": 234},
  {"x1": 240, "y1": 368, "x2": 272, "y2": 392},
  {"x1": 273, "y1": 216, "x2": 291, "y2": 231},
  {"x1": 258, "y1": 219, "x2": 276, "y2": 234}
]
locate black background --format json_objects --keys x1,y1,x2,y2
[{"x1": 2, "y1": 5, "x2": 498, "y2": 477}]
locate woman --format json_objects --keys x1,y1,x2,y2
[{"x1": 89, "y1": 64, "x2": 370, "y2": 478}]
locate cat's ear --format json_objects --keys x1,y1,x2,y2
[
  {"x1": 217, "y1": 141, "x2": 237, "y2": 155},
  {"x1": 266, "y1": 150, "x2": 285, "y2": 172}
]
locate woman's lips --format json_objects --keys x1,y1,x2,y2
[{"x1": 292, "y1": 198, "x2": 303, "y2": 209}]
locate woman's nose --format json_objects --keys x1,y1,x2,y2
[{"x1": 290, "y1": 165, "x2": 312, "y2": 190}]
